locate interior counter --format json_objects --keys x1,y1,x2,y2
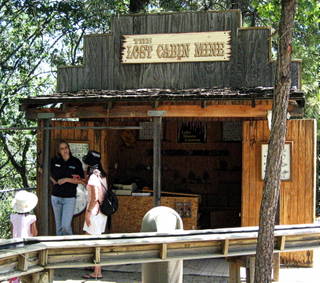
[{"x1": 111, "y1": 195, "x2": 199, "y2": 233}]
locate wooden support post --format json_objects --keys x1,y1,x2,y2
[
  {"x1": 39, "y1": 249, "x2": 48, "y2": 266},
  {"x1": 272, "y1": 253, "x2": 280, "y2": 282},
  {"x1": 150, "y1": 112, "x2": 163, "y2": 207},
  {"x1": 245, "y1": 256, "x2": 255, "y2": 283},
  {"x1": 40, "y1": 118, "x2": 50, "y2": 235},
  {"x1": 201, "y1": 100, "x2": 207, "y2": 108},
  {"x1": 94, "y1": 247, "x2": 101, "y2": 264},
  {"x1": 229, "y1": 259, "x2": 241, "y2": 283},
  {"x1": 20, "y1": 274, "x2": 32, "y2": 283},
  {"x1": 18, "y1": 269, "x2": 54, "y2": 283},
  {"x1": 279, "y1": 236, "x2": 286, "y2": 251},
  {"x1": 160, "y1": 243, "x2": 167, "y2": 259},
  {"x1": 18, "y1": 253, "x2": 28, "y2": 271},
  {"x1": 222, "y1": 239, "x2": 229, "y2": 256}
]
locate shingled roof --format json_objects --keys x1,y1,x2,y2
[{"x1": 21, "y1": 87, "x2": 304, "y2": 108}]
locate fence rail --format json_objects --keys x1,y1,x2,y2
[{"x1": 0, "y1": 224, "x2": 320, "y2": 282}]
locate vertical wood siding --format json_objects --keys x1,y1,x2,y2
[
  {"x1": 56, "y1": 11, "x2": 300, "y2": 92},
  {"x1": 242, "y1": 119, "x2": 316, "y2": 265}
]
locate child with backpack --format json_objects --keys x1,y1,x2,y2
[{"x1": 82, "y1": 150, "x2": 108, "y2": 280}]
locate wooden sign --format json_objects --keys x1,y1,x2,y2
[
  {"x1": 178, "y1": 121, "x2": 207, "y2": 143},
  {"x1": 121, "y1": 31, "x2": 231, "y2": 64},
  {"x1": 222, "y1": 121, "x2": 242, "y2": 141},
  {"x1": 261, "y1": 143, "x2": 291, "y2": 180},
  {"x1": 69, "y1": 142, "x2": 89, "y2": 162}
]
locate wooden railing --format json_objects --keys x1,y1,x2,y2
[{"x1": 1, "y1": 224, "x2": 320, "y2": 282}]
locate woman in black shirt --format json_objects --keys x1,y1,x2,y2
[{"x1": 50, "y1": 140, "x2": 84, "y2": 235}]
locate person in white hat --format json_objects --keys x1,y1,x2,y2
[
  {"x1": 9, "y1": 192, "x2": 38, "y2": 283},
  {"x1": 10, "y1": 190, "x2": 38, "y2": 238}
]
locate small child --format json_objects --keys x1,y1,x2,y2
[{"x1": 9, "y1": 190, "x2": 38, "y2": 283}]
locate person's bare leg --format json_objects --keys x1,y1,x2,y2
[
  {"x1": 94, "y1": 266, "x2": 102, "y2": 277},
  {"x1": 83, "y1": 232, "x2": 102, "y2": 278}
]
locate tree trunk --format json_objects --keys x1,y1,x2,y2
[{"x1": 254, "y1": 1, "x2": 296, "y2": 283}]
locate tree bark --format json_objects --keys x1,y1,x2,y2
[{"x1": 254, "y1": 1, "x2": 296, "y2": 283}]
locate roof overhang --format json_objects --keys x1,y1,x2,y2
[{"x1": 20, "y1": 87, "x2": 305, "y2": 120}]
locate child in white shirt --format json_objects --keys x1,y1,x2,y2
[{"x1": 9, "y1": 190, "x2": 38, "y2": 283}]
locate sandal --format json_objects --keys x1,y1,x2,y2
[{"x1": 82, "y1": 273, "x2": 103, "y2": 279}]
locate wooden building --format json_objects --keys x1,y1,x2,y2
[{"x1": 21, "y1": 10, "x2": 316, "y2": 265}]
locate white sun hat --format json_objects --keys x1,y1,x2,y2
[{"x1": 12, "y1": 190, "x2": 38, "y2": 213}]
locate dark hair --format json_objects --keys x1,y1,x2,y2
[
  {"x1": 87, "y1": 162, "x2": 107, "y2": 178},
  {"x1": 56, "y1": 140, "x2": 72, "y2": 157}
]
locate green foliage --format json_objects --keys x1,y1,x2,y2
[
  {"x1": 0, "y1": 195, "x2": 13, "y2": 239},
  {"x1": 251, "y1": 0, "x2": 320, "y2": 116},
  {"x1": 0, "y1": 0, "x2": 128, "y2": 189}
]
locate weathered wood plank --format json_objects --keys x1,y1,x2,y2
[
  {"x1": 94, "y1": 247, "x2": 101, "y2": 264},
  {"x1": 101, "y1": 35, "x2": 114, "y2": 89},
  {"x1": 229, "y1": 259, "x2": 241, "y2": 283},
  {"x1": 222, "y1": 239, "x2": 229, "y2": 256},
  {"x1": 18, "y1": 254, "x2": 28, "y2": 271},
  {"x1": 39, "y1": 249, "x2": 48, "y2": 267},
  {"x1": 86, "y1": 35, "x2": 105, "y2": 89},
  {"x1": 112, "y1": 16, "x2": 134, "y2": 89},
  {"x1": 160, "y1": 243, "x2": 167, "y2": 259},
  {"x1": 242, "y1": 119, "x2": 316, "y2": 266},
  {"x1": 237, "y1": 28, "x2": 272, "y2": 87},
  {"x1": 56, "y1": 11, "x2": 301, "y2": 91},
  {"x1": 56, "y1": 67, "x2": 72, "y2": 92},
  {"x1": 291, "y1": 61, "x2": 302, "y2": 89}
]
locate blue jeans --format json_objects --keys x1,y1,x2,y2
[{"x1": 51, "y1": 196, "x2": 75, "y2": 235}]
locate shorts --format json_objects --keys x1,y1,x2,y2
[{"x1": 83, "y1": 212, "x2": 107, "y2": 235}]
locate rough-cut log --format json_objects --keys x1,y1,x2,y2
[{"x1": 254, "y1": 1, "x2": 297, "y2": 283}]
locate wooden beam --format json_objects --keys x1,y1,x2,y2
[
  {"x1": 1, "y1": 224, "x2": 320, "y2": 281},
  {"x1": 160, "y1": 244, "x2": 167, "y2": 259},
  {"x1": 40, "y1": 119, "x2": 50, "y2": 236},
  {"x1": 24, "y1": 99, "x2": 303, "y2": 119},
  {"x1": 152, "y1": 116, "x2": 162, "y2": 207},
  {"x1": 222, "y1": 239, "x2": 229, "y2": 256},
  {"x1": 245, "y1": 256, "x2": 255, "y2": 283},
  {"x1": 276, "y1": 235, "x2": 286, "y2": 251},
  {"x1": 273, "y1": 253, "x2": 280, "y2": 282},
  {"x1": 39, "y1": 250, "x2": 48, "y2": 266},
  {"x1": 201, "y1": 100, "x2": 207, "y2": 108},
  {"x1": 94, "y1": 247, "x2": 101, "y2": 264},
  {"x1": 107, "y1": 101, "x2": 113, "y2": 111},
  {"x1": 18, "y1": 253, "x2": 29, "y2": 271},
  {"x1": 279, "y1": 236, "x2": 286, "y2": 251},
  {"x1": 26, "y1": 104, "x2": 271, "y2": 119},
  {"x1": 229, "y1": 259, "x2": 241, "y2": 283}
]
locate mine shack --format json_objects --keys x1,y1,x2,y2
[{"x1": 21, "y1": 10, "x2": 316, "y2": 265}]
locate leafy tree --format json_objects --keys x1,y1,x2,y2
[{"x1": 0, "y1": 0, "x2": 128, "y2": 189}]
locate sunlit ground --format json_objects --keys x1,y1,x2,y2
[{"x1": 52, "y1": 250, "x2": 320, "y2": 283}]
